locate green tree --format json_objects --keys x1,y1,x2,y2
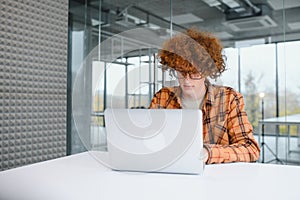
[{"x1": 244, "y1": 71, "x2": 261, "y2": 133}]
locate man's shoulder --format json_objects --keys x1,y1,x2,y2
[
  {"x1": 151, "y1": 86, "x2": 181, "y2": 109},
  {"x1": 156, "y1": 86, "x2": 179, "y2": 95},
  {"x1": 210, "y1": 83, "x2": 242, "y2": 97}
]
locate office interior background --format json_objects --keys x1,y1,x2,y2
[{"x1": 1, "y1": 0, "x2": 300, "y2": 171}]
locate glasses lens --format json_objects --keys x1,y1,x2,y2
[
  {"x1": 175, "y1": 71, "x2": 201, "y2": 80},
  {"x1": 190, "y1": 73, "x2": 202, "y2": 79}
]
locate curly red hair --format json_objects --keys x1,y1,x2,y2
[{"x1": 158, "y1": 28, "x2": 226, "y2": 79}]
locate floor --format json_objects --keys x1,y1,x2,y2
[{"x1": 254, "y1": 134, "x2": 300, "y2": 166}]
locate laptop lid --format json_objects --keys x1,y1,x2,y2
[{"x1": 104, "y1": 108, "x2": 204, "y2": 175}]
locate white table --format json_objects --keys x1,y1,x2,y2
[
  {"x1": 258, "y1": 114, "x2": 300, "y2": 163},
  {"x1": 1, "y1": 152, "x2": 300, "y2": 200}
]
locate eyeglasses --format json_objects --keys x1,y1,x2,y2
[{"x1": 172, "y1": 71, "x2": 202, "y2": 80}]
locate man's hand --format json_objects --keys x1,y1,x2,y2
[{"x1": 203, "y1": 147, "x2": 209, "y2": 163}]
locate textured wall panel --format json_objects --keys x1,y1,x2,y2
[{"x1": 0, "y1": 0, "x2": 68, "y2": 171}]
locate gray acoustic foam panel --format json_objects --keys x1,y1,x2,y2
[{"x1": 0, "y1": 0, "x2": 68, "y2": 171}]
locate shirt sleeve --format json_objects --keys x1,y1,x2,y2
[
  {"x1": 205, "y1": 93, "x2": 260, "y2": 164},
  {"x1": 149, "y1": 88, "x2": 180, "y2": 109},
  {"x1": 149, "y1": 89, "x2": 165, "y2": 108}
]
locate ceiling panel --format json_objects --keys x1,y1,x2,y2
[
  {"x1": 267, "y1": 0, "x2": 300, "y2": 10},
  {"x1": 70, "y1": 0, "x2": 300, "y2": 48}
]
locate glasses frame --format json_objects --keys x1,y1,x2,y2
[{"x1": 172, "y1": 70, "x2": 202, "y2": 80}]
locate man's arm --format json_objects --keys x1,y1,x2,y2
[{"x1": 205, "y1": 93, "x2": 260, "y2": 164}]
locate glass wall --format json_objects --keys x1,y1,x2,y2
[{"x1": 68, "y1": 0, "x2": 300, "y2": 164}]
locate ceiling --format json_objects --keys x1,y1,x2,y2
[{"x1": 69, "y1": 0, "x2": 300, "y2": 48}]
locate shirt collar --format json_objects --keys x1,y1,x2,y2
[
  {"x1": 172, "y1": 78, "x2": 214, "y2": 108},
  {"x1": 204, "y1": 79, "x2": 214, "y2": 106}
]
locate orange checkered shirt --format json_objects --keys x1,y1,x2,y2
[{"x1": 149, "y1": 80, "x2": 260, "y2": 164}]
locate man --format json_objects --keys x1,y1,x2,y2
[{"x1": 149, "y1": 28, "x2": 260, "y2": 164}]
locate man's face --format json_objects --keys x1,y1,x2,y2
[{"x1": 176, "y1": 71, "x2": 206, "y2": 99}]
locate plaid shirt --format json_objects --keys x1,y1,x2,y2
[{"x1": 149, "y1": 80, "x2": 260, "y2": 164}]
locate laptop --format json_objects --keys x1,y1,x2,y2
[{"x1": 103, "y1": 108, "x2": 205, "y2": 175}]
